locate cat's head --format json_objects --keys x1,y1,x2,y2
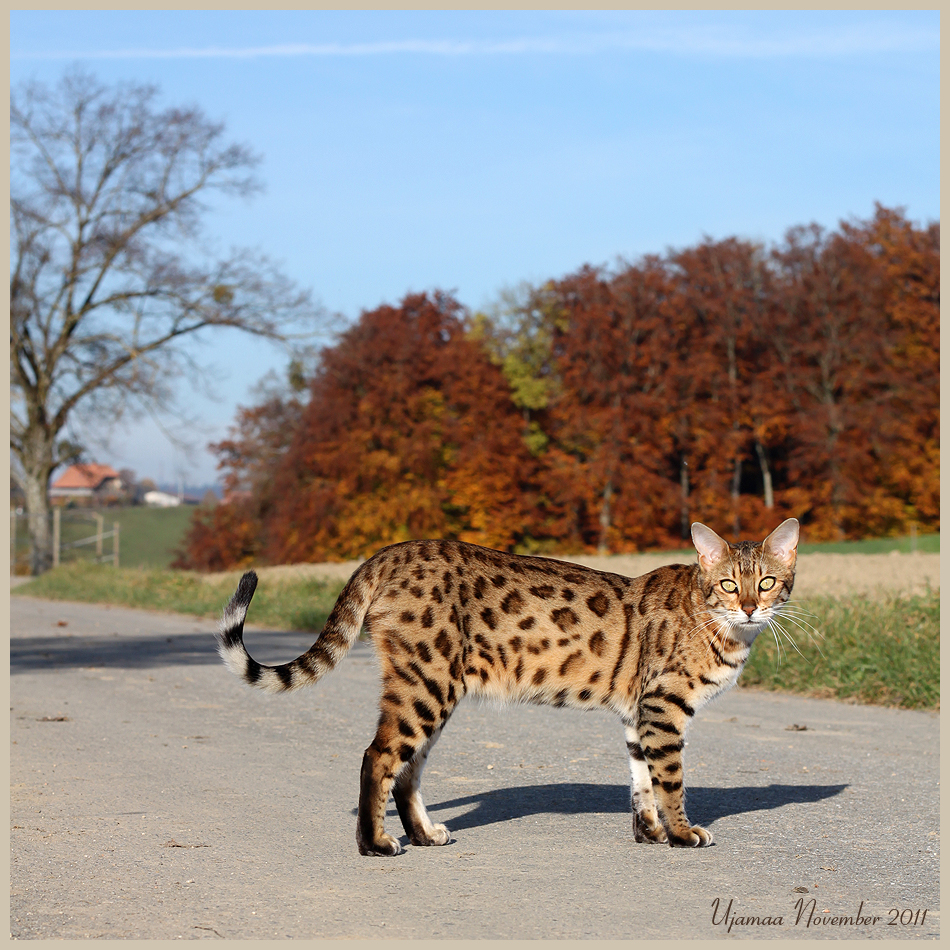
[{"x1": 690, "y1": 519, "x2": 799, "y2": 644}]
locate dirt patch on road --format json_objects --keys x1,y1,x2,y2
[{"x1": 204, "y1": 550, "x2": 939, "y2": 600}]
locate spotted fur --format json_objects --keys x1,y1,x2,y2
[{"x1": 217, "y1": 518, "x2": 799, "y2": 855}]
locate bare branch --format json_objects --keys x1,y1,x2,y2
[{"x1": 10, "y1": 67, "x2": 322, "y2": 573}]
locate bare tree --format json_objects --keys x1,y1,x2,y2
[{"x1": 11, "y1": 68, "x2": 321, "y2": 574}]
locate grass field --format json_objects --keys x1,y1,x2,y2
[
  {"x1": 13, "y1": 505, "x2": 939, "y2": 575},
  {"x1": 13, "y1": 560, "x2": 939, "y2": 711},
  {"x1": 741, "y1": 590, "x2": 939, "y2": 710},
  {"x1": 14, "y1": 560, "x2": 345, "y2": 635},
  {"x1": 107, "y1": 505, "x2": 197, "y2": 568},
  {"x1": 796, "y1": 532, "x2": 939, "y2": 555},
  {"x1": 12, "y1": 505, "x2": 196, "y2": 572}
]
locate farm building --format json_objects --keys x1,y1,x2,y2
[
  {"x1": 48, "y1": 464, "x2": 123, "y2": 507},
  {"x1": 142, "y1": 490, "x2": 181, "y2": 508}
]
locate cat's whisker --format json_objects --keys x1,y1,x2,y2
[
  {"x1": 779, "y1": 600, "x2": 820, "y2": 619},
  {"x1": 681, "y1": 614, "x2": 726, "y2": 653},
  {"x1": 768, "y1": 611, "x2": 824, "y2": 662},
  {"x1": 778, "y1": 606, "x2": 824, "y2": 630},
  {"x1": 769, "y1": 619, "x2": 809, "y2": 661},
  {"x1": 688, "y1": 617, "x2": 726, "y2": 645},
  {"x1": 778, "y1": 609, "x2": 823, "y2": 633},
  {"x1": 773, "y1": 614, "x2": 825, "y2": 659},
  {"x1": 765, "y1": 621, "x2": 784, "y2": 670},
  {"x1": 694, "y1": 615, "x2": 734, "y2": 661},
  {"x1": 774, "y1": 606, "x2": 825, "y2": 640},
  {"x1": 711, "y1": 618, "x2": 738, "y2": 660},
  {"x1": 680, "y1": 618, "x2": 718, "y2": 657}
]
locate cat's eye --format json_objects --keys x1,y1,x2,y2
[
  {"x1": 759, "y1": 577, "x2": 776, "y2": 591},
  {"x1": 720, "y1": 579, "x2": 738, "y2": 593}
]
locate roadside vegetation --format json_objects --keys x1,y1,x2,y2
[
  {"x1": 106, "y1": 506, "x2": 198, "y2": 568},
  {"x1": 742, "y1": 589, "x2": 939, "y2": 710},
  {"x1": 13, "y1": 559, "x2": 938, "y2": 711},
  {"x1": 14, "y1": 503, "x2": 938, "y2": 577},
  {"x1": 13, "y1": 561, "x2": 346, "y2": 634}
]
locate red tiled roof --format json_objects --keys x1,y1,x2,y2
[{"x1": 51, "y1": 464, "x2": 121, "y2": 490}]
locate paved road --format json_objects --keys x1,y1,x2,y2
[{"x1": 10, "y1": 594, "x2": 939, "y2": 939}]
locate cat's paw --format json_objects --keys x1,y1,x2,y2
[
  {"x1": 633, "y1": 812, "x2": 668, "y2": 843},
  {"x1": 410, "y1": 823, "x2": 451, "y2": 847},
  {"x1": 357, "y1": 832, "x2": 404, "y2": 856},
  {"x1": 667, "y1": 825, "x2": 713, "y2": 848}
]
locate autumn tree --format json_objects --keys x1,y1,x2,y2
[
  {"x1": 471, "y1": 280, "x2": 566, "y2": 459},
  {"x1": 669, "y1": 238, "x2": 789, "y2": 539},
  {"x1": 174, "y1": 362, "x2": 310, "y2": 570},
  {"x1": 537, "y1": 262, "x2": 684, "y2": 552},
  {"x1": 260, "y1": 292, "x2": 534, "y2": 563},
  {"x1": 845, "y1": 206, "x2": 939, "y2": 530},
  {"x1": 10, "y1": 68, "x2": 319, "y2": 573},
  {"x1": 180, "y1": 205, "x2": 937, "y2": 569},
  {"x1": 771, "y1": 219, "x2": 893, "y2": 537}
]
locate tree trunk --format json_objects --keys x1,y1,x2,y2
[
  {"x1": 731, "y1": 456, "x2": 742, "y2": 537},
  {"x1": 680, "y1": 454, "x2": 690, "y2": 540},
  {"x1": 18, "y1": 430, "x2": 57, "y2": 575},
  {"x1": 23, "y1": 468, "x2": 53, "y2": 575},
  {"x1": 724, "y1": 332, "x2": 743, "y2": 538},
  {"x1": 598, "y1": 478, "x2": 613, "y2": 555},
  {"x1": 755, "y1": 440, "x2": 774, "y2": 509}
]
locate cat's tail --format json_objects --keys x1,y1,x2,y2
[{"x1": 216, "y1": 568, "x2": 372, "y2": 694}]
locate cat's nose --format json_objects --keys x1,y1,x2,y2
[{"x1": 741, "y1": 603, "x2": 756, "y2": 616}]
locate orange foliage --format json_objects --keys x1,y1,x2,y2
[
  {"x1": 261, "y1": 292, "x2": 536, "y2": 563},
  {"x1": 174, "y1": 498, "x2": 260, "y2": 571},
  {"x1": 181, "y1": 206, "x2": 938, "y2": 570}
]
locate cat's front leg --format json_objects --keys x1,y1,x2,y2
[
  {"x1": 622, "y1": 721, "x2": 667, "y2": 843},
  {"x1": 636, "y1": 700, "x2": 713, "y2": 848}
]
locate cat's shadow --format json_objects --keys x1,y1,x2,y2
[{"x1": 396, "y1": 780, "x2": 848, "y2": 832}]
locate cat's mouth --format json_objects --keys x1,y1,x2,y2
[{"x1": 730, "y1": 616, "x2": 766, "y2": 642}]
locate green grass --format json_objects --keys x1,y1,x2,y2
[
  {"x1": 15, "y1": 508, "x2": 936, "y2": 576},
  {"x1": 107, "y1": 505, "x2": 197, "y2": 568},
  {"x1": 13, "y1": 561, "x2": 939, "y2": 711},
  {"x1": 13, "y1": 505, "x2": 197, "y2": 572},
  {"x1": 12, "y1": 560, "x2": 346, "y2": 633},
  {"x1": 743, "y1": 590, "x2": 939, "y2": 710},
  {"x1": 797, "y1": 532, "x2": 939, "y2": 555}
]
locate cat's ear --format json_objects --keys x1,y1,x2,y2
[
  {"x1": 763, "y1": 518, "x2": 799, "y2": 565},
  {"x1": 691, "y1": 522, "x2": 729, "y2": 572}
]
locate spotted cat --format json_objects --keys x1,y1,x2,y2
[{"x1": 217, "y1": 518, "x2": 799, "y2": 855}]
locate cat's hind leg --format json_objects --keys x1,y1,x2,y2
[
  {"x1": 357, "y1": 668, "x2": 459, "y2": 856},
  {"x1": 622, "y1": 721, "x2": 668, "y2": 843},
  {"x1": 392, "y1": 724, "x2": 451, "y2": 847},
  {"x1": 357, "y1": 734, "x2": 407, "y2": 856}
]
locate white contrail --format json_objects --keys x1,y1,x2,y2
[{"x1": 12, "y1": 25, "x2": 938, "y2": 62}]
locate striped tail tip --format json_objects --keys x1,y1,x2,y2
[{"x1": 218, "y1": 570, "x2": 259, "y2": 654}]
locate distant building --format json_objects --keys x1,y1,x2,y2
[
  {"x1": 143, "y1": 490, "x2": 182, "y2": 508},
  {"x1": 49, "y1": 464, "x2": 123, "y2": 506}
]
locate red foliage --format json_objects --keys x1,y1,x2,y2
[
  {"x1": 261, "y1": 292, "x2": 536, "y2": 563},
  {"x1": 181, "y1": 206, "x2": 938, "y2": 570},
  {"x1": 173, "y1": 498, "x2": 260, "y2": 571}
]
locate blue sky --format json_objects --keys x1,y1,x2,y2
[{"x1": 10, "y1": 10, "x2": 940, "y2": 488}]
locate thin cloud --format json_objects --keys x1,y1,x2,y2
[{"x1": 12, "y1": 25, "x2": 938, "y2": 62}]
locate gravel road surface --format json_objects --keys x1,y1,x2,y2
[{"x1": 10, "y1": 593, "x2": 939, "y2": 940}]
